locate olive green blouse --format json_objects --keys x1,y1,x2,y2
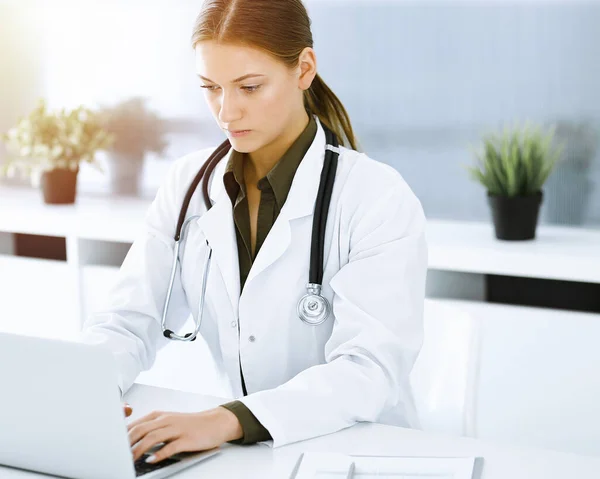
[{"x1": 219, "y1": 116, "x2": 317, "y2": 445}]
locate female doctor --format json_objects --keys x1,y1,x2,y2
[{"x1": 81, "y1": 0, "x2": 428, "y2": 465}]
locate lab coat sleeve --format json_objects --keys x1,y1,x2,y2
[
  {"x1": 77, "y1": 157, "x2": 198, "y2": 395},
  {"x1": 239, "y1": 174, "x2": 428, "y2": 447}
]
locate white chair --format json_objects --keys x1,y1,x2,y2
[
  {"x1": 422, "y1": 299, "x2": 600, "y2": 456},
  {"x1": 458, "y1": 300, "x2": 600, "y2": 456},
  {"x1": 410, "y1": 298, "x2": 481, "y2": 437}
]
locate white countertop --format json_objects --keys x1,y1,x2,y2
[
  {"x1": 426, "y1": 219, "x2": 600, "y2": 283},
  {"x1": 1, "y1": 384, "x2": 599, "y2": 479},
  {"x1": 2, "y1": 186, "x2": 600, "y2": 282},
  {"x1": 0, "y1": 186, "x2": 148, "y2": 243}
]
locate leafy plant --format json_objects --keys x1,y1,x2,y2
[
  {"x1": 467, "y1": 123, "x2": 563, "y2": 197},
  {"x1": 0, "y1": 98, "x2": 114, "y2": 178},
  {"x1": 99, "y1": 97, "x2": 169, "y2": 159}
]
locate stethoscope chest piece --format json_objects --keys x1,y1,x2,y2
[{"x1": 297, "y1": 283, "x2": 331, "y2": 325}]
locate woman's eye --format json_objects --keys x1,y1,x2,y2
[
  {"x1": 242, "y1": 85, "x2": 261, "y2": 93},
  {"x1": 200, "y1": 85, "x2": 219, "y2": 92}
]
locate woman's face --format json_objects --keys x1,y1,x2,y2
[{"x1": 194, "y1": 41, "x2": 312, "y2": 154}]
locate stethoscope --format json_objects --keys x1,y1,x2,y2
[{"x1": 162, "y1": 120, "x2": 339, "y2": 342}]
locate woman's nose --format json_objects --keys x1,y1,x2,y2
[{"x1": 218, "y1": 91, "x2": 243, "y2": 124}]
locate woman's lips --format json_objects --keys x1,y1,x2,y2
[{"x1": 228, "y1": 129, "x2": 252, "y2": 138}]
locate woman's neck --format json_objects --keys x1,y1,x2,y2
[{"x1": 246, "y1": 110, "x2": 310, "y2": 182}]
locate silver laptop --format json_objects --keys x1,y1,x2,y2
[{"x1": 0, "y1": 332, "x2": 219, "y2": 479}]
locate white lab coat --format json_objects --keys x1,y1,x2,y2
[{"x1": 80, "y1": 120, "x2": 428, "y2": 448}]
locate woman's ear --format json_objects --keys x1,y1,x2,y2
[{"x1": 298, "y1": 47, "x2": 317, "y2": 91}]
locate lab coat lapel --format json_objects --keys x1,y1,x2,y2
[
  {"x1": 196, "y1": 149, "x2": 240, "y2": 317},
  {"x1": 245, "y1": 121, "x2": 327, "y2": 285}
]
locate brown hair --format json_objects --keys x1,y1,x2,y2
[{"x1": 190, "y1": 0, "x2": 359, "y2": 150}]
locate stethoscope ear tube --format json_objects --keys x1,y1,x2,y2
[
  {"x1": 309, "y1": 126, "x2": 339, "y2": 286},
  {"x1": 174, "y1": 140, "x2": 231, "y2": 241},
  {"x1": 163, "y1": 140, "x2": 230, "y2": 342},
  {"x1": 162, "y1": 217, "x2": 207, "y2": 341},
  {"x1": 319, "y1": 129, "x2": 339, "y2": 281}
]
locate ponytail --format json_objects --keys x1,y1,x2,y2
[{"x1": 304, "y1": 74, "x2": 359, "y2": 151}]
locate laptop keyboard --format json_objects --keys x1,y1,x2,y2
[{"x1": 134, "y1": 453, "x2": 180, "y2": 477}]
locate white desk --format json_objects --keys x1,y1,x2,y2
[
  {"x1": 2, "y1": 186, "x2": 600, "y2": 326},
  {"x1": 426, "y1": 219, "x2": 600, "y2": 284},
  {"x1": 1, "y1": 384, "x2": 600, "y2": 479},
  {"x1": 2, "y1": 186, "x2": 600, "y2": 281}
]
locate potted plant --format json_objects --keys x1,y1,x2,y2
[
  {"x1": 467, "y1": 123, "x2": 563, "y2": 240},
  {"x1": 0, "y1": 98, "x2": 114, "y2": 204},
  {"x1": 99, "y1": 97, "x2": 169, "y2": 196}
]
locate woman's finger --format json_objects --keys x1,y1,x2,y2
[
  {"x1": 127, "y1": 410, "x2": 163, "y2": 432},
  {"x1": 131, "y1": 427, "x2": 179, "y2": 463},
  {"x1": 128, "y1": 416, "x2": 169, "y2": 447},
  {"x1": 144, "y1": 439, "x2": 188, "y2": 464}
]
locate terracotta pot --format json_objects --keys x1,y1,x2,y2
[{"x1": 41, "y1": 167, "x2": 79, "y2": 204}]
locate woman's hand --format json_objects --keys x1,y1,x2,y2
[{"x1": 127, "y1": 407, "x2": 243, "y2": 463}]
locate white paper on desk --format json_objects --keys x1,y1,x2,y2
[{"x1": 290, "y1": 452, "x2": 478, "y2": 479}]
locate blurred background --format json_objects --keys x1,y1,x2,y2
[
  {"x1": 2, "y1": 0, "x2": 600, "y2": 460},
  {"x1": 2, "y1": 0, "x2": 599, "y2": 225}
]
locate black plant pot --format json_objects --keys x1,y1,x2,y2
[
  {"x1": 487, "y1": 191, "x2": 543, "y2": 241},
  {"x1": 41, "y1": 168, "x2": 79, "y2": 204}
]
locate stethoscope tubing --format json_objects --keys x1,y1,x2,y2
[{"x1": 163, "y1": 121, "x2": 339, "y2": 340}]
